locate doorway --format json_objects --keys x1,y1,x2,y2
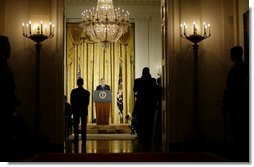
[
  {"x1": 65, "y1": 23, "x2": 135, "y2": 125},
  {"x1": 63, "y1": 0, "x2": 163, "y2": 153}
]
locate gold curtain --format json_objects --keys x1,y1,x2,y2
[{"x1": 66, "y1": 23, "x2": 135, "y2": 124}]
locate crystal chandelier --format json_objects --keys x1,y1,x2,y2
[{"x1": 80, "y1": 0, "x2": 130, "y2": 48}]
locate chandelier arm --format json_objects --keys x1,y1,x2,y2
[{"x1": 92, "y1": 23, "x2": 100, "y2": 42}]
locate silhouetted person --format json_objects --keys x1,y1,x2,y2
[
  {"x1": 133, "y1": 67, "x2": 158, "y2": 150},
  {"x1": 64, "y1": 95, "x2": 73, "y2": 153},
  {"x1": 222, "y1": 46, "x2": 249, "y2": 161},
  {"x1": 0, "y1": 35, "x2": 20, "y2": 161},
  {"x1": 71, "y1": 78, "x2": 90, "y2": 153},
  {"x1": 64, "y1": 95, "x2": 73, "y2": 138},
  {"x1": 153, "y1": 76, "x2": 162, "y2": 149},
  {"x1": 96, "y1": 78, "x2": 110, "y2": 90}
]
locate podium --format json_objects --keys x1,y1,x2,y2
[{"x1": 93, "y1": 90, "x2": 112, "y2": 125}]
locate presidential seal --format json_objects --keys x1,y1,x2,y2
[{"x1": 99, "y1": 91, "x2": 107, "y2": 99}]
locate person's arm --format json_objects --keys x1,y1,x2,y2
[
  {"x1": 70, "y1": 90, "x2": 74, "y2": 107},
  {"x1": 133, "y1": 79, "x2": 139, "y2": 93},
  {"x1": 88, "y1": 92, "x2": 90, "y2": 105}
]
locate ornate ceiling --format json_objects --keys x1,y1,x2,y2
[{"x1": 65, "y1": 0, "x2": 161, "y2": 5}]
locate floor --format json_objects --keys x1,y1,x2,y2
[
  {"x1": 66, "y1": 139, "x2": 139, "y2": 153},
  {"x1": 64, "y1": 124, "x2": 163, "y2": 154}
]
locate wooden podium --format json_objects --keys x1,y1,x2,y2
[{"x1": 93, "y1": 90, "x2": 112, "y2": 125}]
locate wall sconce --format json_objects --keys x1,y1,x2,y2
[
  {"x1": 180, "y1": 21, "x2": 211, "y2": 140},
  {"x1": 22, "y1": 20, "x2": 55, "y2": 135},
  {"x1": 22, "y1": 20, "x2": 54, "y2": 43},
  {"x1": 180, "y1": 21, "x2": 211, "y2": 43}
]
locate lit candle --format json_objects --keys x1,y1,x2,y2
[
  {"x1": 22, "y1": 23, "x2": 25, "y2": 35},
  {"x1": 193, "y1": 22, "x2": 196, "y2": 34},
  {"x1": 114, "y1": 9, "x2": 117, "y2": 19},
  {"x1": 126, "y1": 11, "x2": 129, "y2": 20},
  {"x1": 29, "y1": 21, "x2": 32, "y2": 35},
  {"x1": 96, "y1": 8, "x2": 99, "y2": 19},
  {"x1": 180, "y1": 24, "x2": 183, "y2": 35},
  {"x1": 40, "y1": 20, "x2": 43, "y2": 34},
  {"x1": 118, "y1": 7, "x2": 120, "y2": 19},
  {"x1": 52, "y1": 24, "x2": 55, "y2": 36},
  {"x1": 183, "y1": 22, "x2": 186, "y2": 34},
  {"x1": 208, "y1": 23, "x2": 211, "y2": 35},
  {"x1": 26, "y1": 24, "x2": 29, "y2": 36},
  {"x1": 203, "y1": 22, "x2": 206, "y2": 35},
  {"x1": 49, "y1": 22, "x2": 52, "y2": 35},
  {"x1": 37, "y1": 25, "x2": 40, "y2": 34},
  {"x1": 105, "y1": 8, "x2": 108, "y2": 19},
  {"x1": 86, "y1": 10, "x2": 88, "y2": 20},
  {"x1": 89, "y1": 9, "x2": 91, "y2": 20}
]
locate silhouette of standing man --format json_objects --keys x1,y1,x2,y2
[
  {"x1": 71, "y1": 78, "x2": 90, "y2": 153},
  {"x1": 0, "y1": 36, "x2": 20, "y2": 160},
  {"x1": 223, "y1": 46, "x2": 249, "y2": 161},
  {"x1": 134, "y1": 67, "x2": 158, "y2": 150}
]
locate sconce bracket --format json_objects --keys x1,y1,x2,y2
[
  {"x1": 23, "y1": 34, "x2": 53, "y2": 43},
  {"x1": 181, "y1": 34, "x2": 210, "y2": 44}
]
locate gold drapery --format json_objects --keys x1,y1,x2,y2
[{"x1": 66, "y1": 23, "x2": 135, "y2": 124}]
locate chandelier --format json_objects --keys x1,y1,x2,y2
[{"x1": 80, "y1": 0, "x2": 130, "y2": 48}]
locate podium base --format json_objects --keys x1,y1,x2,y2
[{"x1": 95, "y1": 102, "x2": 110, "y2": 125}]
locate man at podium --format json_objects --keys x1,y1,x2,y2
[
  {"x1": 96, "y1": 78, "x2": 110, "y2": 90},
  {"x1": 94, "y1": 78, "x2": 111, "y2": 125}
]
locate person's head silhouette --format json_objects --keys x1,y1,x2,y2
[
  {"x1": 77, "y1": 78, "x2": 84, "y2": 87},
  {"x1": 142, "y1": 67, "x2": 151, "y2": 78},
  {"x1": 230, "y1": 46, "x2": 243, "y2": 63},
  {"x1": 0, "y1": 35, "x2": 11, "y2": 60}
]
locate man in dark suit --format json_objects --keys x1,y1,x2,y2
[
  {"x1": 133, "y1": 67, "x2": 158, "y2": 150},
  {"x1": 96, "y1": 78, "x2": 110, "y2": 90},
  {"x1": 222, "y1": 46, "x2": 249, "y2": 161},
  {"x1": 0, "y1": 35, "x2": 20, "y2": 160},
  {"x1": 71, "y1": 78, "x2": 90, "y2": 153}
]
